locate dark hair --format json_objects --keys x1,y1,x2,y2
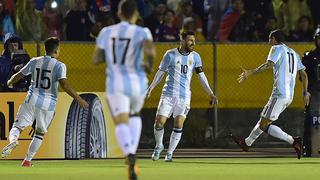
[
  {"x1": 180, "y1": 31, "x2": 195, "y2": 40},
  {"x1": 269, "y1": 29, "x2": 286, "y2": 43},
  {"x1": 45, "y1": 37, "x2": 60, "y2": 54},
  {"x1": 164, "y1": 9, "x2": 175, "y2": 16},
  {"x1": 119, "y1": 0, "x2": 137, "y2": 19}
]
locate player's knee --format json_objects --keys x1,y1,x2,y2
[
  {"x1": 35, "y1": 128, "x2": 46, "y2": 137},
  {"x1": 259, "y1": 120, "x2": 272, "y2": 132},
  {"x1": 155, "y1": 120, "x2": 164, "y2": 128}
]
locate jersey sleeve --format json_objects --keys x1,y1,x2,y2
[
  {"x1": 194, "y1": 53, "x2": 202, "y2": 68},
  {"x1": 57, "y1": 63, "x2": 67, "y2": 80},
  {"x1": 267, "y1": 46, "x2": 282, "y2": 63},
  {"x1": 296, "y1": 54, "x2": 305, "y2": 71},
  {"x1": 159, "y1": 51, "x2": 171, "y2": 71},
  {"x1": 142, "y1": 28, "x2": 153, "y2": 41},
  {"x1": 20, "y1": 59, "x2": 34, "y2": 76}
]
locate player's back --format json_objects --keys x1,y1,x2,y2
[
  {"x1": 23, "y1": 56, "x2": 66, "y2": 111},
  {"x1": 269, "y1": 44, "x2": 304, "y2": 99},
  {"x1": 97, "y1": 21, "x2": 153, "y2": 96}
]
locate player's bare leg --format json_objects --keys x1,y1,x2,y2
[
  {"x1": 152, "y1": 115, "x2": 167, "y2": 161},
  {"x1": 165, "y1": 115, "x2": 185, "y2": 162}
]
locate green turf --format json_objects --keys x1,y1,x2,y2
[{"x1": 0, "y1": 158, "x2": 320, "y2": 180}]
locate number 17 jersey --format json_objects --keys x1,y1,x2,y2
[
  {"x1": 20, "y1": 56, "x2": 67, "y2": 111},
  {"x1": 96, "y1": 21, "x2": 153, "y2": 97}
]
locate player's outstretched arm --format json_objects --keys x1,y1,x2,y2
[
  {"x1": 58, "y1": 79, "x2": 89, "y2": 108},
  {"x1": 299, "y1": 69, "x2": 310, "y2": 107},
  {"x1": 238, "y1": 61, "x2": 273, "y2": 83},
  {"x1": 92, "y1": 46, "x2": 105, "y2": 65},
  {"x1": 147, "y1": 70, "x2": 165, "y2": 98},
  {"x1": 7, "y1": 72, "x2": 24, "y2": 88}
]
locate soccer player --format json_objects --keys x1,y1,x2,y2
[
  {"x1": 230, "y1": 29, "x2": 310, "y2": 159},
  {"x1": 1, "y1": 37, "x2": 89, "y2": 166},
  {"x1": 92, "y1": 0, "x2": 155, "y2": 179},
  {"x1": 147, "y1": 31, "x2": 217, "y2": 162}
]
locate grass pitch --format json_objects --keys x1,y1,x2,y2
[{"x1": 0, "y1": 158, "x2": 319, "y2": 180}]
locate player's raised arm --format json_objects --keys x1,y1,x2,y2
[{"x1": 59, "y1": 79, "x2": 89, "y2": 108}]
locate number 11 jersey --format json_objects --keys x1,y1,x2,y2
[{"x1": 267, "y1": 44, "x2": 305, "y2": 99}]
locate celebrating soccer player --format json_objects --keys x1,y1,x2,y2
[{"x1": 147, "y1": 30, "x2": 217, "y2": 162}]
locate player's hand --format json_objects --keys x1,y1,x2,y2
[
  {"x1": 303, "y1": 91, "x2": 311, "y2": 107},
  {"x1": 77, "y1": 98, "x2": 89, "y2": 108},
  {"x1": 209, "y1": 93, "x2": 218, "y2": 106},
  {"x1": 238, "y1": 67, "x2": 252, "y2": 83}
]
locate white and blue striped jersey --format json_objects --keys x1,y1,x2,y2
[
  {"x1": 20, "y1": 56, "x2": 67, "y2": 111},
  {"x1": 159, "y1": 48, "x2": 202, "y2": 102},
  {"x1": 96, "y1": 21, "x2": 153, "y2": 96},
  {"x1": 267, "y1": 44, "x2": 305, "y2": 99}
]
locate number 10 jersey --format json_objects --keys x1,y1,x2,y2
[{"x1": 159, "y1": 48, "x2": 203, "y2": 103}]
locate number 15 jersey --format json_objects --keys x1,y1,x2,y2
[
  {"x1": 96, "y1": 21, "x2": 153, "y2": 97},
  {"x1": 20, "y1": 56, "x2": 67, "y2": 111}
]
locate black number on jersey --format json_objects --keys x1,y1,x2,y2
[
  {"x1": 181, "y1": 65, "x2": 188, "y2": 74},
  {"x1": 35, "y1": 68, "x2": 51, "y2": 89},
  {"x1": 111, "y1": 37, "x2": 131, "y2": 65},
  {"x1": 287, "y1": 52, "x2": 294, "y2": 74}
]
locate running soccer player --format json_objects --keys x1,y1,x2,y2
[
  {"x1": 92, "y1": 0, "x2": 156, "y2": 179},
  {"x1": 230, "y1": 29, "x2": 310, "y2": 159},
  {"x1": 147, "y1": 30, "x2": 217, "y2": 162},
  {"x1": 1, "y1": 37, "x2": 89, "y2": 166}
]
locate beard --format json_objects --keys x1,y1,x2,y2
[{"x1": 186, "y1": 45, "x2": 194, "y2": 52}]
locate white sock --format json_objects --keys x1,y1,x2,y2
[
  {"x1": 267, "y1": 125, "x2": 294, "y2": 144},
  {"x1": 9, "y1": 127, "x2": 20, "y2": 143},
  {"x1": 128, "y1": 116, "x2": 142, "y2": 154},
  {"x1": 245, "y1": 120, "x2": 263, "y2": 146},
  {"x1": 167, "y1": 128, "x2": 182, "y2": 155},
  {"x1": 154, "y1": 126, "x2": 164, "y2": 148},
  {"x1": 115, "y1": 123, "x2": 133, "y2": 156},
  {"x1": 26, "y1": 135, "x2": 43, "y2": 161}
]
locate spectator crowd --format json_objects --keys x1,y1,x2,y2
[{"x1": 0, "y1": 0, "x2": 319, "y2": 42}]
